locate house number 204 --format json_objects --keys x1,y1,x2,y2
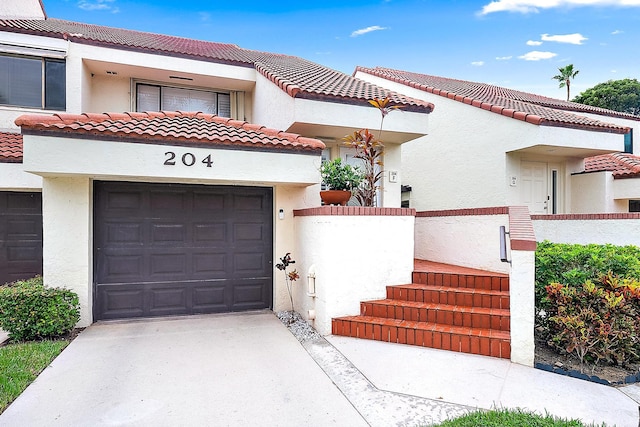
[{"x1": 164, "y1": 151, "x2": 213, "y2": 167}]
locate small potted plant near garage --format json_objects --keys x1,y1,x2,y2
[{"x1": 319, "y1": 158, "x2": 364, "y2": 206}]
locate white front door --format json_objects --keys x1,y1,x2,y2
[{"x1": 521, "y1": 161, "x2": 548, "y2": 214}]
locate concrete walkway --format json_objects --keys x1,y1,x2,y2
[
  {"x1": 0, "y1": 312, "x2": 368, "y2": 426},
  {"x1": 326, "y1": 335, "x2": 640, "y2": 427},
  {"x1": 1, "y1": 313, "x2": 639, "y2": 426}
]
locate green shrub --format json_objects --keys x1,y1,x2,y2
[
  {"x1": 536, "y1": 241, "x2": 640, "y2": 321},
  {"x1": 0, "y1": 276, "x2": 80, "y2": 342},
  {"x1": 545, "y1": 274, "x2": 640, "y2": 366}
]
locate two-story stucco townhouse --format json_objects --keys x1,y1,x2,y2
[
  {"x1": 0, "y1": 0, "x2": 433, "y2": 326},
  {"x1": 355, "y1": 67, "x2": 640, "y2": 215}
]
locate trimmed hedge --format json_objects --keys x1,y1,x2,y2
[
  {"x1": 0, "y1": 277, "x2": 80, "y2": 342},
  {"x1": 536, "y1": 241, "x2": 640, "y2": 315}
]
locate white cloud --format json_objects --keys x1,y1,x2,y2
[
  {"x1": 78, "y1": 0, "x2": 118, "y2": 12},
  {"x1": 611, "y1": 29, "x2": 623, "y2": 34},
  {"x1": 480, "y1": 0, "x2": 640, "y2": 15},
  {"x1": 541, "y1": 33, "x2": 587, "y2": 44},
  {"x1": 518, "y1": 51, "x2": 558, "y2": 61},
  {"x1": 198, "y1": 12, "x2": 211, "y2": 21},
  {"x1": 471, "y1": 61, "x2": 485, "y2": 66},
  {"x1": 527, "y1": 40, "x2": 543, "y2": 46},
  {"x1": 496, "y1": 56, "x2": 513, "y2": 60},
  {"x1": 350, "y1": 26, "x2": 389, "y2": 37}
]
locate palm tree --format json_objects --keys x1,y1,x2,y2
[{"x1": 552, "y1": 64, "x2": 579, "y2": 101}]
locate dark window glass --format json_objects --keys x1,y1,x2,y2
[
  {"x1": 0, "y1": 54, "x2": 65, "y2": 110},
  {"x1": 624, "y1": 130, "x2": 633, "y2": 154},
  {"x1": 630, "y1": 200, "x2": 640, "y2": 213},
  {"x1": 45, "y1": 59, "x2": 66, "y2": 110}
]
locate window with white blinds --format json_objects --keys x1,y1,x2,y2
[
  {"x1": 135, "y1": 83, "x2": 231, "y2": 117},
  {"x1": 0, "y1": 54, "x2": 66, "y2": 110}
]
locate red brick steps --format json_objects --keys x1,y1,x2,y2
[{"x1": 331, "y1": 260, "x2": 511, "y2": 359}]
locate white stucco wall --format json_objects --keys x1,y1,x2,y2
[
  {"x1": 0, "y1": 163, "x2": 42, "y2": 190},
  {"x1": 0, "y1": 0, "x2": 45, "y2": 19},
  {"x1": 613, "y1": 177, "x2": 640, "y2": 200},
  {"x1": 570, "y1": 172, "x2": 614, "y2": 213},
  {"x1": 23, "y1": 135, "x2": 320, "y2": 186},
  {"x1": 355, "y1": 72, "x2": 625, "y2": 213},
  {"x1": 252, "y1": 73, "x2": 297, "y2": 134},
  {"x1": 42, "y1": 176, "x2": 92, "y2": 326},
  {"x1": 533, "y1": 218, "x2": 640, "y2": 246},
  {"x1": 294, "y1": 214, "x2": 415, "y2": 335},
  {"x1": 579, "y1": 111, "x2": 640, "y2": 156},
  {"x1": 414, "y1": 214, "x2": 511, "y2": 274},
  {"x1": 273, "y1": 185, "x2": 319, "y2": 312}
]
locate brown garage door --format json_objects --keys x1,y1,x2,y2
[
  {"x1": 0, "y1": 192, "x2": 43, "y2": 285},
  {"x1": 94, "y1": 181, "x2": 273, "y2": 321}
]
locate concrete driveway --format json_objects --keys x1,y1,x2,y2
[{"x1": 0, "y1": 311, "x2": 367, "y2": 426}]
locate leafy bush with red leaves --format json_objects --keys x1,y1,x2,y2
[{"x1": 545, "y1": 274, "x2": 640, "y2": 367}]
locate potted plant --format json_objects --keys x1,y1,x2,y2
[{"x1": 319, "y1": 158, "x2": 364, "y2": 206}]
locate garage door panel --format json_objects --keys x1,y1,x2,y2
[
  {"x1": 5, "y1": 192, "x2": 41, "y2": 210},
  {"x1": 233, "y1": 194, "x2": 266, "y2": 211},
  {"x1": 94, "y1": 182, "x2": 272, "y2": 320},
  {"x1": 96, "y1": 286, "x2": 145, "y2": 319},
  {"x1": 193, "y1": 192, "x2": 226, "y2": 210},
  {"x1": 193, "y1": 252, "x2": 226, "y2": 276},
  {"x1": 234, "y1": 222, "x2": 265, "y2": 242},
  {"x1": 149, "y1": 286, "x2": 188, "y2": 314},
  {"x1": 102, "y1": 253, "x2": 144, "y2": 280},
  {"x1": 0, "y1": 192, "x2": 43, "y2": 285},
  {"x1": 233, "y1": 280, "x2": 270, "y2": 309},
  {"x1": 193, "y1": 223, "x2": 227, "y2": 242},
  {"x1": 192, "y1": 284, "x2": 226, "y2": 310},
  {"x1": 150, "y1": 253, "x2": 187, "y2": 276},
  {"x1": 105, "y1": 222, "x2": 143, "y2": 244},
  {"x1": 150, "y1": 191, "x2": 187, "y2": 211},
  {"x1": 234, "y1": 252, "x2": 267, "y2": 275},
  {"x1": 6, "y1": 219, "x2": 42, "y2": 239},
  {"x1": 151, "y1": 223, "x2": 186, "y2": 244},
  {"x1": 7, "y1": 244, "x2": 41, "y2": 262},
  {"x1": 106, "y1": 191, "x2": 142, "y2": 211}
]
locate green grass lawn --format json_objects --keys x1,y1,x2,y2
[
  {"x1": 433, "y1": 408, "x2": 606, "y2": 427},
  {"x1": 0, "y1": 339, "x2": 70, "y2": 414}
]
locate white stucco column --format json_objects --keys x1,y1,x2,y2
[
  {"x1": 509, "y1": 249, "x2": 535, "y2": 366},
  {"x1": 42, "y1": 176, "x2": 92, "y2": 326}
]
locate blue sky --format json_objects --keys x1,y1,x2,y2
[{"x1": 42, "y1": 0, "x2": 640, "y2": 99}]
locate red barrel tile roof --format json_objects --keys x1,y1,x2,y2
[
  {"x1": 0, "y1": 19, "x2": 432, "y2": 113},
  {"x1": 584, "y1": 153, "x2": 640, "y2": 179},
  {"x1": 356, "y1": 66, "x2": 635, "y2": 134},
  {"x1": 0, "y1": 132, "x2": 23, "y2": 163},
  {"x1": 15, "y1": 111, "x2": 326, "y2": 153}
]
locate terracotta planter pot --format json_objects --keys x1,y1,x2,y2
[{"x1": 320, "y1": 190, "x2": 352, "y2": 206}]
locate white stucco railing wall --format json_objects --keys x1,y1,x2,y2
[
  {"x1": 414, "y1": 208, "x2": 512, "y2": 274},
  {"x1": 293, "y1": 207, "x2": 415, "y2": 335},
  {"x1": 533, "y1": 214, "x2": 640, "y2": 246},
  {"x1": 414, "y1": 206, "x2": 537, "y2": 366}
]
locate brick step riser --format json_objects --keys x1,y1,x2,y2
[
  {"x1": 332, "y1": 318, "x2": 510, "y2": 359},
  {"x1": 386, "y1": 288, "x2": 510, "y2": 310},
  {"x1": 412, "y1": 272, "x2": 509, "y2": 292},
  {"x1": 361, "y1": 303, "x2": 510, "y2": 331}
]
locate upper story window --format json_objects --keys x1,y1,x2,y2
[
  {"x1": 0, "y1": 54, "x2": 66, "y2": 110},
  {"x1": 624, "y1": 129, "x2": 633, "y2": 154},
  {"x1": 135, "y1": 83, "x2": 231, "y2": 117}
]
